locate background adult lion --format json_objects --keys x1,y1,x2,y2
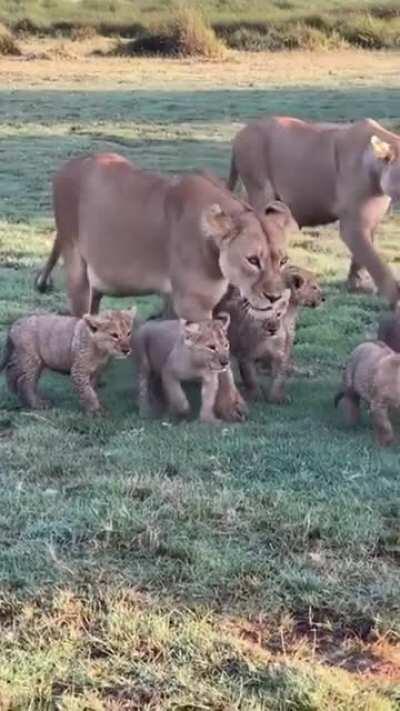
[{"x1": 229, "y1": 117, "x2": 400, "y2": 306}]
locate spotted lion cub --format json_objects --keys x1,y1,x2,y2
[
  {"x1": 0, "y1": 309, "x2": 136, "y2": 414},
  {"x1": 335, "y1": 340, "x2": 400, "y2": 446},
  {"x1": 218, "y1": 265, "x2": 323, "y2": 402},
  {"x1": 133, "y1": 314, "x2": 230, "y2": 423}
]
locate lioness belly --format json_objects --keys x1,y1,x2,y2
[{"x1": 87, "y1": 265, "x2": 172, "y2": 297}]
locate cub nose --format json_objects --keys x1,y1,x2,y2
[
  {"x1": 219, "y1": 355, "x2": 229, "y2": 367},
  {"x1": 121, "y1": 346, "x2": 131, "y2": 355}
]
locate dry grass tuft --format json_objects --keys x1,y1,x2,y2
[{"x1": 0, "y1": 22, "x2": 21, "y2": 56}]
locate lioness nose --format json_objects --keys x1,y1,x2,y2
[
  {"x1": 264, "y1": 293, "x2": 281, "y2": 304},
  {"x1": 121, "y1": 346, "x2": 131, "y2": 355},
  {"x1": 219, "y1": 356, "x2": 229, "y2": 367}
]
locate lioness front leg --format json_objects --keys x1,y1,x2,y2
[
  {"x1": 370, "y1": 401, "x2": 394, "y2": 446},
  {"x1": 71, "y1": 364, "x2": 103, "y2": 415},
  {"x1": 214, "y1": 366, "x2": 248, "y2": 422},
  {"x1": 199, "y1": 373, "x2": 220, "y2": 424},
  {"x1": 161, "y1": 371, "x2": 191, "y2": 418}
]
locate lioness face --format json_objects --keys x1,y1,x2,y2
[
  {"x1": 202, "y1": 203, "x2": 295, "y2": 318},
  {"x1": 181, "y1": 313, "x2": 231, "y2": 372},
  {"x1": 370, "y1": 135, "x2": 400, "y2": 202},
  {"x1": 283, "y1": 266, "x2": 323, "y2": 308},
  {"x1": 84, "y1": 308, "x2": 136, "y2": 358}
]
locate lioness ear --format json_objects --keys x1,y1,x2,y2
[
  {"x1": 201, "y1": 204, "x2": 236, "y2": 243},
  {"x1": 370, "y1": 135, "x2": 394, "y2": 162},
  {"x1": 83, "y1": 314, "x2": 102, "y2": 333},
  {"x1": 216, "y1": 311, "x2": 230, "y2": 331},
  {"x1": 264, "y1": 200, "x2": 298, "y2": 234}
]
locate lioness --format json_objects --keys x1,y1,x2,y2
[
  {"x1": 229, "y1": 117, "x2": 400, "y2": 305},
  {"x1": 35, "y1": 153, "x2": 296, "y2": 421},
  {"x1": 132, "y1": 313, "x2": 230, "y2": 423},
  {"x1": 335, "y1": 340, "x2": 400, "y2": 446},
  {"x1": 218, "y1": 265, "x2": 323, "y2": 402},
  {"x1": 0, "y1": 309, "x2": 135, "y2": 414}
]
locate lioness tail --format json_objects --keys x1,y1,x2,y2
[{"x1": 34, "y1": 230, "x2": 61, "y2": 293}]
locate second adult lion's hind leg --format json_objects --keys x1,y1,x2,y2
[{"x1": 64, "y1": 246, "x2": 91, "y2": 318}]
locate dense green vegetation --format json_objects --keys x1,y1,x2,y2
[{"x1": 1, "y1": 0, "x2": 400, "y2": 51}]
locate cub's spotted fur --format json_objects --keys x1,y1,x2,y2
[
  {"x1": 133, "y1": 314, "x2": 230, "y2": 423},
  {"x1": 0, "y1": 309, "x2": 135, "y2": 414},
  {"x1": 335, "y1": 340, "x2": 400, "y2": 446}
]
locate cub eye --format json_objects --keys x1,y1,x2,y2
[
  {"x1": 126, "y1": 330, "x2": 132, "y2": 337},
  {"x1": 208, "y1": 344, "x2": 217, "y2": 351},
  {"x1": 111, "y1": 332, "x2": 119, "y2": 339},
  {"x1": 247, "y1": 256, "x2": 261, "y2": 269},
  {"x1": 280, "y1": 255, "x2": 288, "y2": 266}
]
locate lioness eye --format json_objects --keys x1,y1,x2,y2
[
  {"x1": 280, "y1": 255, "x2": 288, "y2": 266},
  {"x1": 208, "y1": 344, "x2": 217, "y2": 351},
  {"x1": 111, "y1": 332, "x2": 119, "y2": 339},
  {"x1": 247, "y1": 256, "x2": 261, "y2": 268}
]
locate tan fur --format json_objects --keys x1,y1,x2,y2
[
  {"x1": 335, "y1": 340, "x2": 400, "y2": 446},
  {"x1": 0, "y1": 309, "x2": 135, "y2": 414},
  {"x1": 217, "y1": 265, "x2": 323, "y2": 402},
  {"x1": 35, "y1": 153, "x2": 297, "y2": 422},
  {"x1": 132, "y1": 314, "x2": 230, "y2": 423},
  {"x1": 229, "y1": 117, "x2": 400, "y2": 306}
]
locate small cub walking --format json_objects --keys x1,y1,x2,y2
[
  {"x1": 218, "y1": 265, "x2": 323, "y2": 402},
  {"x1": 133, "y1": 314, "x2": 230, "y2": 423},
  {"x1": 335, "y1": 340, "x2": 400, "y2": 446},
  {"x1": 0, "y1": 309, "x2": 135, "y2": 414}
]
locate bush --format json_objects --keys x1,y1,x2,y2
[
  {"x1": 113, "y1": 4, "x2": 226, "y2": 58},
  {"x1": 0, "y1": 23, "x2": 21, "y2": 56}
]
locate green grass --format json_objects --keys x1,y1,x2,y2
[
  {"x1": 1, "y1": 0, "x2": 400, "y2": 51},
  {"x1": 1, "y1": 58, "x2": 400, "y2": 707}
]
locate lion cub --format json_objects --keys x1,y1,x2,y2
[
  {"x1": 218, "y1": 265, "x2": 323, "y2": 402},
  {"x1": 0, "y1": 309, "x2": 135, "y2": 414},
  {"x1": 335, "y1": 340, "x2": 400, "y2": 446},
  {"x1": 133, "y1": 314, "x2": 230, "y2": 423}
]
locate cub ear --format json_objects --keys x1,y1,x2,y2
[
  {"x1": 124, "y1": 306, "x2": 137, "y2": 322},
  {"x1": 83, "y1": 314, "x2": 102, "y2": 333},
  {"x1": 201, "y1": 203, "x2": 236, "y2": 243},
  {"x1": 215, "y1": 311, "x2": 230, "y2": 331},
  {"x1": 291, "y1": 273, "x2": 305, "y2": 290},
  {"x1": 264, "y1": 200, "x2": 298, "y2": 235},
  {"x1": 180, "y1": 319, "x2": 201, "y2": 339},
  {"x1": 370, "y1": 135, "x2": 394, "y2": 162}
]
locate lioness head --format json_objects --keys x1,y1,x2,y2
[
  {"x1": 180, "y1": 313, "x2": 230, "y2": 372},
  {"x1": 370, "y1": 135, "x2": 400, "y2": 202},
  {"x1": 283, "y1": 265, "x2": 323, "y2": 308},
  {"x1": 84, "y1": 308, "x2": 136, "y2": 358},
  {"x1": 201, "y1": 201, "x2": 296, "y2": 316}
]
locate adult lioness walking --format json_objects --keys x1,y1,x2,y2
[
  {"x1": 36, "y1": 153, "x2": 296, "y2": 421},
  {"x1": 229, "y1": 117, "x2": 400, "y2": 305}
]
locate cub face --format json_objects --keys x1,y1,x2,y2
[
  {"x1": 283, "y1": 265, "x2": 323, "y2": 308},
  {"x1": 84, "y1": 308, "x2": 136, "y2": 358},
  {"x1": 181, "y1": 313, "x2": 231, "y2": 372}
]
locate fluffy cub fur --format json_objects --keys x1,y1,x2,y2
[
  {"x1": 132, "y1": 314, "x2": 230, "y2": 423},
  {"x1": 335, "y1": 340, "x2": 400, "y2": 446},
  {"x1": 217, "y1": 264, "x2": 323, "y2": 402},
  {"x1": 0, "y1": 309, "x2": 135, "y2": 414}
]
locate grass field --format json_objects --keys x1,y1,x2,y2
[{"x1": 1, "y1": 48, "x2": 400, "y2": 708}]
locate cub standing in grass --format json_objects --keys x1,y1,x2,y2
[
  {"x1": 133, "y1": 314, "x2": 230, "y2": 424},
  {"x1": 0, "y1": 309, "x2": 135, "y2": 414},
  {"x1": 217, "y1": 265, "x2": 323, "y2": 403},
  {"x1": 335, "y1": 341, "x2": 400, "y2": 446}
]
